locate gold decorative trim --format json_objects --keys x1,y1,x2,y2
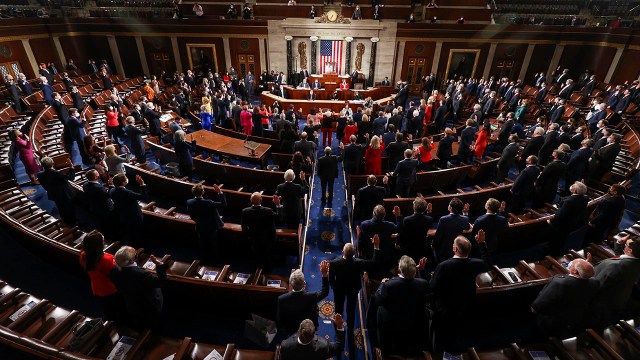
[
  {"x1": 396, "y1": 37, "x2": 626, "y2": 48},
  {"x1": 186, "y1": 44, "x2": 219, "y2": 73},
  {"x1": 444, "y1": 48, "x2": 480, "y2": 80}
]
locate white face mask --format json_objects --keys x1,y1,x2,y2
[{"x1": 608, "y1": 137, "x2": 613, "y2": 143}]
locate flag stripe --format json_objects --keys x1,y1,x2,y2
[{"x1": 320, "y1": 40, "x2": 343, "y2": 74}]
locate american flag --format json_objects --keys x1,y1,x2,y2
[{"x1": 320, "y1": 39, "x2": 343, "y2": 74}]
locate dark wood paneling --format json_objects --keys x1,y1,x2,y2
[
  {"x1": 229, "y1": 38, "x2": 260, "y2": 77},
  {"x1": 141, "y1": 36, "x2": 175, "y2": 76},
  {"x1": 524, "y1": 44, "x2": 555, "y2": 84},
  {"x1": 116, "y1": 36, "x2": 143, "y2": 77},
  {"x1": 176, "y1": 36, "x2": 226, "y2": 73},
  {"x1": 489, "y1": 43, "x2": 528, "y2": 81},
  {"x1": 613, "y1": 49, "x2": 640, "y2": 84},
  {"x1": 0, "y1": 40, "x2": 35, "y2": 81},
  {"x1": 400, "y1": 41, "x2": 436, "y2": 81},
  {"x1": 438, "y1": 42, "x2": 490, "y2": 84},
  {"x1": 58, "y1": 35, "x2": 113, "y2": 75},
  {"x1": 29, "y1": 38, "x2": 57, "y2": 69},
  {"x1": 559, "y1": 45, "x2": 616, "y2": 80}
]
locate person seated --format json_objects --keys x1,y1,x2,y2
[
  {"x1": 299, "y1": 78, "x2": 310, "y2": 89},
  {"x1": 339, "y1": 79, "x2": 349, "y2": 90},
  {"x1": 307, "y1": 90, "x2": 317, "y2": 101},
  {"x1": 330, "y1": 91, "x2": 339, "y2": 100},
  {"x1": 381, "y1": 77, "x2": 391, "y2": 86},
  {"x1": 280, "y1": 315, "x2": 345, "y2": 359},
  {"x1": 312, "y1": 79, "x2": 322, "y2": 90}
]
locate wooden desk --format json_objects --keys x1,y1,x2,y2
[
  {"x1": 282, "y1": 86, "x2": 395, "y2": 101},
  {"x1": 160, "y1": 111, "x2": 191, "y2": 134},
  {"x1": 261, "y1": 92, "x2": 396, "y2": 114},
  {"x1": 188, "y1": 130, "x2": 271, "y2": 167}
]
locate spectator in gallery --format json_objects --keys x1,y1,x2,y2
[
  {"x1": 193, "y1": 2, "x2": 204, "y2": 17},
  {"x1": 431, "y1": 16, "x2": 438, "y2": 23},
  {"x1": 287, "y1": 0, "x2": 296, "y2": 5},
  {"x1": 457, "y1": 16, "x2": 465, "y2": 24},
  {"x1": 352, "y1": 5, "x2": 362, "y2": 20},
  {"x1": 373, "y1": 5, "x2": 382, "y2": 20},
  {"x1": 309, "y1": 5, "x2": 316, "y2": 18},
  {"x1": 426, "y1": 0, "x2": 438, "y2": 8},
  {"x1": 243, "y1": 3, "x2": 252, "y2": 19},
  {"x1": 407, "y1": 13, "x2": 415, "y2": 23},
  {"x1": 226, "y1": 4, "x2": 238, "y2": 19}
]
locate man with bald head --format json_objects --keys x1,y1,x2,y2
[
  {"x1": 241, "y1": 192, "x2": 282, "y2": 271},
  {"x1": 531, "y1": 258, "x2": 598, "y2": 337},
  {"x1": 329, "y1": 236, "x2": 380, "y2": 356}
]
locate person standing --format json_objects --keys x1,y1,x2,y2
[
  {"x1": 364, "y1": 135, "x2": 384, "y2": 175},
  {"x1": 9, "y1": 129, "x2": 39, "y2": 184},
  {"x1": 187, "y1": 184, "x2": 226, "y2": 264},
  {"x1": 241, "y1": 192, "x2": 282, "y2": 272},
  {"x1": 547, "y1": 181, "x2": 589, "y2": 256},
  {"x1": 585, "y1": 184, "x2": 626, "y2": 245},
  {"x1": 432, "y1": 198, "x2": 471, "y2": 263},
  {"x1": 38, "y1": 157, "x2": 77, "y2": 225},
  {"x1": 280, "y1": 315, "x2": 345, "y2": 359},
  {"x1": 276, "y1": 169, "x2": 309, "y2": 229},
  {"x1": 317, "y1": 147, "x2": 341, "y2": 203},
  {"x1": 510, "y1": 155, "x2": 540, "y2": 213},
  {"x1": 392, "y1": 149, "x2": 419, "y2": 198},
  {"x1": 110, "y1": 173, "x2": 148, "y2": 246},
  {"x1": 110, "y1": 246, "x2": 167, "y2": 332},
  {"x1": 82, "y1": 169, "x2": 115, "y2": 239}
]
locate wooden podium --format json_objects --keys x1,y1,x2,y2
[{"x1": 310, "y1": 72, "x2": 350, "y2": 93}]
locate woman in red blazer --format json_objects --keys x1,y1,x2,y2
[{"x1": 364, "y1": 135, "x2": 384, "y2": 175}]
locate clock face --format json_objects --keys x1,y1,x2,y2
[{"x1": 327, "y1": 10, "x2": 338, "y2": 22}]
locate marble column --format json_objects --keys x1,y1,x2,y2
[
  {"x1": 310, "y1": 36, "x2": 318, "y2": 74},
  {"x1": 52, "y1": 37, "x2": 66, "y2": 71},
  {"x1": 170, "y1": 36, "x2": 182, "y2": 73},
  {"x1": 222, "y1": 37, "x2": 232, "y2": 72},
  {"x1": 518, "y1": 44, "x2": 536, "y2": 81},
  {"x1": 368, "y1": 37, "x2": 379, "y2": 88},
  {"x1": 107, "y1": 35, "x2": 125, "y2": 77},
  {"x1": 134, "y1": 36, "x2": 150, "y2": 76},
  {"x1": 482, "y1": 43, "x2": 497, "y2": 79},
  {"x1": 546, "y1": 44, "x2": 565, "y2": 81},
  {"x1": 285, "y1": 36, "x2": 293, "y2": 85},
  {"x1": 20, "y1": 40, "x2": 39, "y2": 77},
  {"x1": 431, "y1": 42, "x2": 442, "y2": 76},
  {"x1": 345, "y1": 37, "x2": 353, "y2": 75},
  {"x1": 605, "y1": 47, "x2": 624, "y2": 83}
]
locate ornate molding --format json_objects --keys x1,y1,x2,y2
[{"x1": 314, "y1": 13, "x2": 351, "y2": 24}]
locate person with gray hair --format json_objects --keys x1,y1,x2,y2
[
  {"x1": 37, "y1": 156, "x2": 77, "y2": 225},
  {"x1": 392, "y1": 148, "x2": 419, "y2": 198},
  {"x1": 280, "y1": 314, "x2": 345, "y2": 359},
  {"x1": 173, "y1": 129, "x2": 195, "y2": 180},
  {"x1": 374, "y1": 254, "x2": 429, "y2": 356},
  {"x1": 531, "y1": 258, "x2": 598, "y2": 337},
  {"x1": 396, "y1": 197, "x2": 434, "y2": 263},
  {"x1": 358, "y1": 204, "x2": 400, "y2": 278},
  {"x1": 276, "y1": 168, "x2": 309, "y2": 229},
  {"x1": 110, "y1": 246, "x2": 167, "y2": 332},
  {"x1": 471, "y1": 198, "x2": 508, "y2": 258},
  {"x1": 547, "y1": 181, "x2": 590, "y2": 256},
  {"x1": 317, "y1": 146, "x2": 342, "y2": 203},
  {"x1": 277, "y1": 261, "x2": 330, "y2": 336}
]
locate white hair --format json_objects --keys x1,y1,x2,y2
[{"x1": 284, "y1": 169, "x2": 295, "y2": 182}]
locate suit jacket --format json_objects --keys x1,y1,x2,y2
[
  {"x1": 569, "y1": 133, "x2": 584, "y2": 150},
  {"x1": 18, "y1": 79, "x2": 33, "y2": 95},
  {"x1": 109, "y1": 185, "x2": 148, "y2": 225},
  {"x1": 393, "y1": 158, "x2": 419, "y2": 185},
  {"x1": 354, "y1": 184, "x2": 388, "y2": 220},
  {"x1": 550, "y1": 194, "x2": 589, "y2": 230},
  {"x1": 82, "y1": 181, "x2": 113, "y2": 217},
  {"x1": 498, "y1": 142, "x2": 520, "y2": 171},
  {"x1": 394, "y1": 86, "x2": 409, "y2": 107},
  {"x1": 330, "y1": 250, "x2": 379, "y2": 294},
  {"x1": 458, "y1": 126, "x2": 476, "y2": 158},
  {"x1": 241, "y1": 205, "x2": 279, "y2": 244},
  {"x1": 276, "y1": 181, "x2": 309, "y2": 218},
  {"x1": 375, "y1": 276, "x2": 430, "y2": 333},
  {"x1": 144, "y1": 109, "x2": 163, "y2": 137},
  {"x1": 521, "y1": 136, "x2": 544, "y2": 161},
  {"x1": 590, "y1": 195, "x2": 625, "y2": 229},
  {"x1": 187, "y1": 195, "x2": 226, "y2": 234},
  {"x1": 430, "y1": 257, "x2": 486, "y2": 318},
  {"x1": 66, "y1": 115, "x2": 86, "y2": 141},
  {"x1": 615, "y1": 95, "x2": 631, "y2": 113},
  {"x1": 581, "y1": 80, "x2": 596, "y2": 97},
  {"x1": 277, "y1": 276, "x2": 329, "y2": 334},
  {"x1": 593, "y1": 257, "x2": 640, "y2": 311},
  {"x1": 342, "y1": 143, "x2": 364, "y2": 173},
  {"x1": 433, "y1": 214, "x2": 471, "y2": 262},
  {"x1": 38, "y1": 168, "x2": 76, "y2": 203},
  {"x1": 549, "y1": 105, "x2": 565, "y2": 123},
  {"x1": 566, "y1": 147, "x2": 593, "y2": 180},
  {"x1": 471, "y1": 214, "x2": 508, "y2": 253},
  {"x1": 482, "y1": 97, "x2": 495, "y2": 115},
  {"x1": 110, "y1": 263, "x2": 167, "y2": 319},
  {"x1": 498, "y1": 120, "x2": 515, "y2": 146},
  {"x1": 294, "y1": 139, "x2": 315, "y2": 158},
  {"x1": 317, "y1": 154, "x2": 340, "y2": 180},
  {"x1": 538, "y1": 131, "x2": 560, "y2": 162},
  {"x1": 535, "y1": 87, "x2": 548, "y2": 103},
  {"x1": 436, "y1": 135, "x2": 455, "y2": 162},
  {"x1": 358, "y1": 218, "x2": 398, "y2": 269},
  {"x1": 280, "y1": 329, "x2": 345, "y2": 360},
  {"x1": 532, "y1": 275, "x2": 599, "y2": 328},
  {"x1": 386, "y1": 141, "x2": 409, "y2": 170},
  {"x1": 397, "y1": 212, "x2": 433, "y2": 262},
  {"x1": 536, "y1": 159, "x2": 567, "y2": 194},
  {"x1": 558, "y1": 84, "x2": 574, "y2": 100},
  {"x1": 589, "y1": 142, "x2": 621, "y2": 179},
  {"x1": 512, "y1": 165, "x2": 540, "y2": 197}
]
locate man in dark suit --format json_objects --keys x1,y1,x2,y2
[
  {"x1": 280, "y1": 315, "x2": 345, "y2": 360},
  {"x1": 294, "y1": 132, "x2": 316, "y2": 159},
  {"x1": 511, "y1": 155, "x2": 540, "y2": 213},
  {"x1": 436, "y1": 128, "x2": 456, "y2": 168},
  {"x1": 566, "y1": 139, "x2": 593, "y2": 186},
  {"x1": 39, "y1": 63, "x2": 54, "y2": 84},
  {"x1": 482, "y1": 91, "x2": 496, "y2": 120},
  {"x1": 531, "y1": 258, "x2": 598, "y2": 337},
  {"x1": 277, "y1": 261, "x2": 330, "y2": 336},
  {"x1": 394, "y1": 82, "x2": 409, "y2": 108},
  {"x1": 317, "y1": 147, "x2": 341, "y2": 203},
  {"x1": 358, "y1": 205, "x2": 399, "y2": 278},
  {"x1": 430, "y1": 235, "x2": 487, "y2": 352},
  {"x1": 110, "y1": 173, "x2": 148, "y2": 246},
  {"x1": 51, "y1": 92, "x2": 73, "y2": 154},
  {"x1": 396, "y1": 197, "x2": 433, "y2": 263},
  {"x1": 375, "y1": 255, "x2": 430, "y2": 356},
  {"x1": 496, "y1": 135, "x2": 520, "y2": 182},
  {"x1": 241, "y1": 192, "x2": 282, "y2": 272},
  {"x1": 558, "y1": 79, "x2": 574, "y2": 100},
  {"x1": 67, "y1": 107, "x2": 87, "y2": 160},
  {"x1": 306, "y1": 90, "x2": 317, "y2": 101},
  {"x1": 569, "y1": 126, "x2": 586, "y2": 150},
  {"x1": 17, "y1": 73, "x2": 33, "y2": 96},
  {"x1": 342, "y1": 135, "x2": 364, "y2": 175},
  {"x1": 354, "y1": 175, "x2": 389, "y2": 221},
  {"x1": 533, "y1": 150, "x2": 567, "y2": 208},
  {"x1": 458, "y1": 119, "x2": 476, "y2": 164},
  {"x1": 82, "y1": 169, "x2": 114, "y2": 238},
  {"x1": 144, "y1": 103, "x2": 163, "y2": 138},
  {"x1": 386, "y1": 132, "x2": 410, "y2": 172},
  {"x1": 547, "y1": 181, "x2": 589, "y2": 255},
  {"x1": 549, "y1": 98, "x2": 566, "y2": 124},
  {"x1": 589, "y1": 235, "x2": 640, "y2": 326},
  {"x1": 432, "y1": 198, "x2": 471, "y2": 263},
  {"x1": 38, "y1": 157, "x2": 77, "y2": 225},
  {"x1": 535, "y1": 83, "x2": 548, "y2": 104},
  {"x1": 276, "y1": 169, "x2": 309, "y2": 229},
  {"x1": 588, "y1": 133, "x2": 621, "y2": 180},
  {"x1": 581, "y1": 75, "x2": 597, "y2": 97},
  {"x1": 538, "y1": 123, "x2": 560, "y2": 165},
  {"x1": 300, "y1": 69, "x2": 310, "y2": 80},
  {"x1": 611, "y1": 89, "x2": 632, "y2": 125},
  {"x1": 111, "y1": 246, "x2": 167, "y2": 332},
  {"x1": 392, "y1": 149, "x2": 419, "y2": 198},
  {"x1": 471, "y1": 198, "x2": 508, "y2": 257},
  {"x1": 311, "y1": 79, "x2": 322, "y2": 90},
  {"x1": 187, "y1": 184, "x2": 226, "y2": 263},
  {"x1": 330, "y1": 237, "x2": 380, "y2": 356},
  {"x1": 520, "y1": 127, "x2": 545, "y2": 168},
  {"x1": 585, "y1": 184, "x2": 626, "y2": 245},
  {"x1": 40, "y1": 77, "x2": 55, "y2": 105},
  {"x1": 6, "y1": 76, "x2": 23, "y2": 113},
  {"x1": 498, "y1": 113, "x2": 516, "y2": 148},
  {"x1": 100, "y1": 69, "x2": 112, "y2": 90},
  {"x1": 587, "y1": 103, "x2": 607, "y2": 134},
  {"x1": 508, "y1": 89, "x2": 521, "y2": 111}
]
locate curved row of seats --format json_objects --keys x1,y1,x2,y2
[{"x1": 0, "y1": 276, "x2": 276, "y2": 360}]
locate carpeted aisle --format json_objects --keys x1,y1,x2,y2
[{"x1": 301, "y1": 123, "x2": 369, "y2": 360}]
